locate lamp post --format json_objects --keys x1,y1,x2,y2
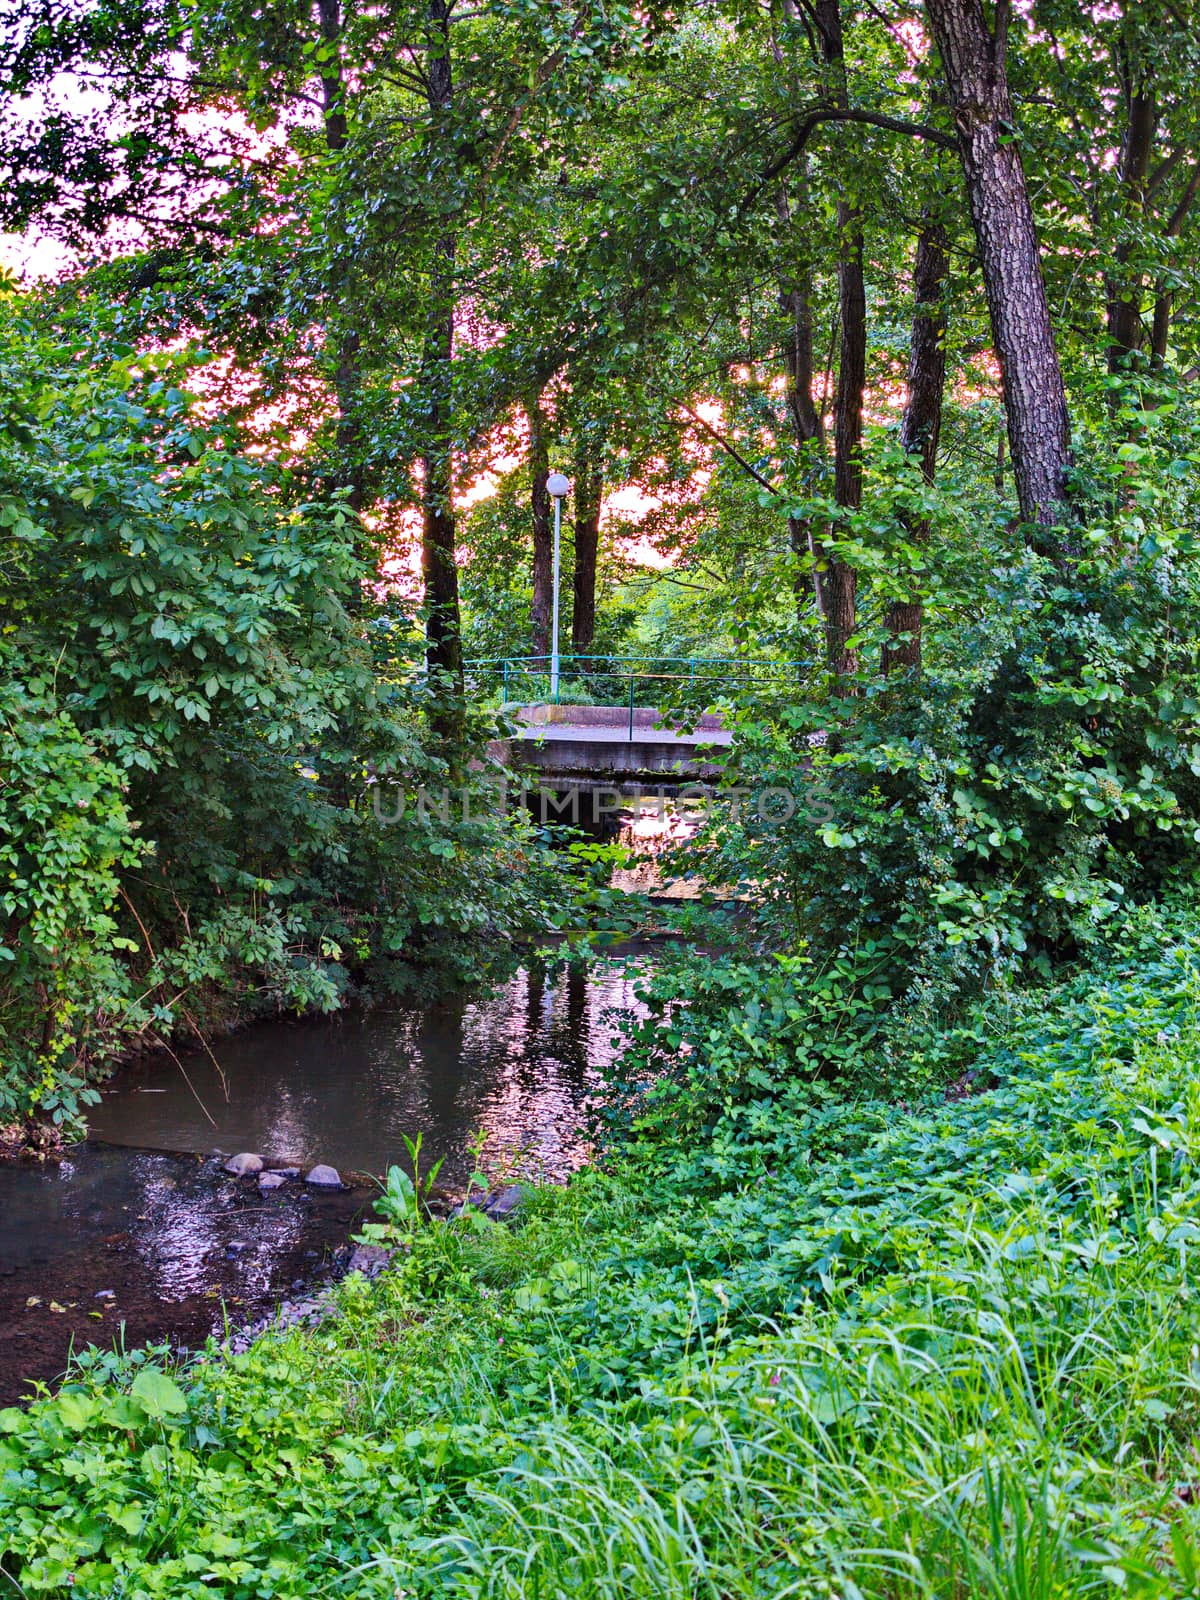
[{"x1": 546, "y1": 471, "x2": 570, "y2": 699}]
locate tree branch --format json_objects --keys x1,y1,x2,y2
[
  {"x1": 1166, "y1": 159, "x2": 1200, "y2": 236},
  {"x1": 744, "y1": 106, "x2": 955, "y2": 213},
  {"x1": 675, "y1": 400, "x2": 779, "y2": 495},
  {"x1": 479, "y1": 46, "x2": 567, "y2": 192}
]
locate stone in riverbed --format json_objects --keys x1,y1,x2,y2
[
  {"x1": 484, "y1": 1184, "x2": 528, "y2": 1220},
  {"x1": 224, "y1": 1152, "x2": 264, "y2": 1178},
  {"x1": 305, "y1": 1163, "x2": 342, "y2": 1188},
  {"x1": 346, "y1": 1243, "x2": 391, "y2": 1277},
  {"x1": 258, "y1": 1172, "x2": 287, "y2": 1192}
]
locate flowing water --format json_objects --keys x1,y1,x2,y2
[
  {"x1": 0, "y1": 1146, "x2": 364, "y2": 1406},
  {"x1": 0, "y1": 956, "x2": 647, "y2": 1403}
]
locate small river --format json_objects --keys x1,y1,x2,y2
[
  {"x1": 0, "y1": 955, "x2": 648, "y2": 1404},
  {"x1": 88, "y1": 956, "x2": 645, "y2": 1182}
]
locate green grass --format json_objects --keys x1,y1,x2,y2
[{"x1": 6, "y1": 911, "x2": 1200, "y2": 1595}]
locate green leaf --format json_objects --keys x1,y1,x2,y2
[{"x1": 130, "y1": 1368, "x2": 188, "y2": 1419}]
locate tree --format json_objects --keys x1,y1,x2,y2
[
  {"x1": 923, "y1": 0, "x2": 1071, "y2": 531},
  {"x1": 882, "y1": 212, "x2": 948, "y2": 674},
  {"x1": 571, "y1": 434, "x2": 604, "y2": 653}
]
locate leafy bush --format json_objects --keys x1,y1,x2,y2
[
  {"x1": 683, "y1": 380, "x2": 1200, "y2": 1042},
  {"x1": 0, "y1": 662, "x2": 140, "y2": 1121},
  {"x1": 0, "y1": 293, "x2": 562, "y2": 1117}
]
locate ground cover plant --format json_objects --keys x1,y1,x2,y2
[{"x1": 3, "y1": 903, "x2": 1200, "y2": 1595}]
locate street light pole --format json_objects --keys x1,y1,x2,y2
[{"x1": 547, "y1": 472, "x2": 570, "y2": 700}]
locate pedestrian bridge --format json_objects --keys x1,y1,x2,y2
[
  {"x1": 498, "y1": 703, "x2": 732, "y2": 785},
  {"x1": 467, "y1": 655, "x2": 801, "y2": 788}
]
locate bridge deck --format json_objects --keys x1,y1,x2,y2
[
  {"x1": 497, "y1": 704, "x2": 731, "y2": 783},
  {"x1": 514, "y1": 722, "x2": 732, "y2": 747}
]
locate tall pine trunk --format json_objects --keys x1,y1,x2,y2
[
  {"x1": 420, "y1": 0, "x2": 462, "y2": 694},
  {"x1": 924, "y1": 0, "x2": 1071, "y2": 532},
  {"x1": 528, "y1": 395, "x2": 553, "y2": 659},
  {"x1": 883, "y1": 217, "x2": 948, "y2": 674}
]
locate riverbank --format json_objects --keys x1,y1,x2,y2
[
  {"x1": 0, "y1": 954, "x2": 647, "y2": 1407},
  {"x1": 3, "y1": 906, "x2": 1200, "y2": 1594}
]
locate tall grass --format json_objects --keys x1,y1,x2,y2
[{"x1": 431, "y1": 1200, "x2": 1200, "y2": 1599}]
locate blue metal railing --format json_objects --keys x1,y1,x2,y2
[{"x1": 464, "y1": 654, "x2": 807, "y2": 729}]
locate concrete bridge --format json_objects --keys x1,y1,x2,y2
[{"x1": 495, "y1": 703, "x2": 732, "y2": 788}]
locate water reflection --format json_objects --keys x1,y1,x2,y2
[
  {"x1": 90, "y1": 959, "x2": 646, "y2": 1182},
  {"x1": 0, "y1": 1146, "x2": 363, "y2": 1404}
]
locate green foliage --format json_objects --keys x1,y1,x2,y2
[
  {"x1": 0, "y1": 659, "x2": 140, "y2": 1119},
  {"x1": 371, "y1": 1133, "x2": 446, "y2": 1234},
  {"x1": 3, "y1": 909, "x2": 1200, "y2": 1593},
  {"x1": 0, "y1": 294, "x2": 568, "y2": 1116},
  {"x1": 667, "y1": 376, "x2": 1200, "y2": 1058}
]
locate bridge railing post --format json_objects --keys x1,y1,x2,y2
[{"x1": 628, "y1": 671, "x2": 635, "y2": 741}]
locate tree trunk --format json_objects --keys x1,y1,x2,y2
[
  {"x1": 572, "y1": 445, "x2": 603, "y2": 653},
  {"x1": 811, "y1": 0, "x2": 863, "y2": 677},
  {"x1": 775, "y1": 173, "x2": 824, "y2": 616},
  {"x1": 1151, "y1": 285, "x2": 1172, "y2": 366},
  {"x1": 420, "y1": 0, "x2": 462, "y2": 695},
  {"x1": 317, "y1": 0, "x2": 367, "y2": 545},
  {"x1": 883, "y1": 217, "x2": 948, "y2": 675},
  {"x1": 1150, "y1": 161, "x2": 1200, "y2": 368},
  {"x1": 1105, "y1": 73, "x2": 1156, "y2": 370},
  {"x1": 778, "y1": 180, "x2": 823, "y2": 452},
  {"x1": 924, "y1": 0, "x2": 1071, "y2": 532},
  {"x1": 528, "y1": 395, "x2": 553, "y2": 659}
]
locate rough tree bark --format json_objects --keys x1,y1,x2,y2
[
  {"x1": 924, "y1": 0, "x2": 1071, "y2": 532},
  {"x1": 883, "y1": 217, "x2": 948, "y2": 675},
  {"x1": 811, "y1": 0, "x2": 864, "y2": 677},
  {"x1": 527, "y1": 394, "x2": 553, "y2": 658},
  {"x1": 420, "y1": 0, "x2": 462, "y2": 693},
  {"x1": 571, "y1": 444, "x2": 603, "y2": 653}
]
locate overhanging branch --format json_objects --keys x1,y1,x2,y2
[
  {"x1": 675, "y1": 400, "x2": 779, "y2": 495},
  {"x1": 743, "y1": 106, "x2": 955, "y2": 213}
]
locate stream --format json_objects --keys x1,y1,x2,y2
[{"x1": 0, "y1": 955, "x2": 647, "y2": 1404}]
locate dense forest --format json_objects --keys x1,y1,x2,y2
[{"x1": 4, "y1": 0, "x2": 1200, "y2": 1593}]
